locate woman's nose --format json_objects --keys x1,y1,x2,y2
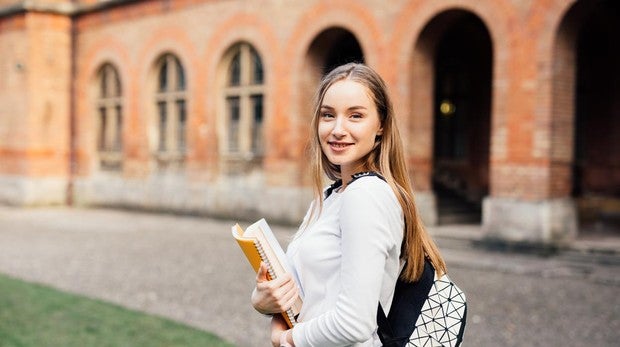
[{"x1": 331, "y1": 116, "x2": 346, "y2": 137}]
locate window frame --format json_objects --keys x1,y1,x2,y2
[
  {"x1": 153, "y1": 53, "x2": 187, "y2": 168},
  {"x1": 221, "y1": 43, "x2": 265, "y2": 164},
  {"x1": 96, "y1": 63, "x2": 123, "y2": 171}
]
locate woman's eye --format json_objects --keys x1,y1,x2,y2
[
  {"x1": 321, "y1": 113, "x2": 334, "y2": 119},
  {"x1": 351, "y1": 113, "x2": 363, "y2": 119}
]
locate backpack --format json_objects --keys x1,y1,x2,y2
[{"x1": 377, "y1": 260, "x2": 467, "y2": 347}]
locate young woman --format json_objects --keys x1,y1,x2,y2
[{"x1": 251, "y1": 63, "x2": 446, "y2": 347}]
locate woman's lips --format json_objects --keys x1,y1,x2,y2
[{"x1": 328, "y1": 141, "x2": 353, "y2": 152}]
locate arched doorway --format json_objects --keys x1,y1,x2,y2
[
  {"x1": 297, "y1": 27, "x2": 365, "y2": 183},
  {"x1": 427, "y1": 11, "x2": 493, "y2": 225},
  {"x1": 300, "y1": 27, "x2": 365, "y2": 102},
  {"x1": 563, "y1": 1, "x2": 620, "y2": 237}
]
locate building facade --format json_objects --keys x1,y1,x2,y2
[{"x1": 1, "y1": 0, "x2": 618, "y2": 245}]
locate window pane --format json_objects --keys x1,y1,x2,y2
[
  {"x1": 101, "y1": 67, "x2": 108, "y2": 98},
  {"x1": 227, "y1": 96, "x2": 240, "y2": 152},
  {"x1": 229, "y1": 51, "x2": 241, "y2": 86},
  {"x1": 158, "y1": 101, "x2": 167, "y2": 151},
  {"x1": 251, "y1": 48, "x2": 264, "y2": 85},
  {"x1": 115, "y1": 105, "x2": 122, "y2": 151},
  {"x1": 251, "y1": 94, "x2": 263, "y2": 153},
  {"x1": 99, "y1": 107, "x2": 107, "y2": 151},
  {"x1": 100, "y1": 64, "x2": 122, "y2": 98},
  {"x1": 113, "y1": 68, "x2": 122, "y2": 96},
  {"x1": 158, "y1": 58, "x2": 168, "y2": 92},
  {"x1": 177, "y1": 99, "x2": 186, "y2": 152},
  {"x1": 175, "y1": 58, "x2": 186, "y2": 91}
]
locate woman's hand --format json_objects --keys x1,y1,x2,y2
[
  {"x1": 251, "y1": 262, "x2": 299, "y2": 314},
  {"x1": 270, "y1": 315, "x2": 290, "y2": 347}
]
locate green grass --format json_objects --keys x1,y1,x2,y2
[{"x1": 0, "y1": 273, "x2": 236, "y2": 347}]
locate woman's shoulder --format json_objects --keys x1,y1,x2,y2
[
  {"x1": 323, "y1": 172, "x2": 393, "y2": 200},
  {"x1": 341, "y1": 173, "x2": 403, "y2": 221},
  {"x1": 345, "y1": 172, "x2": 395, "y2": 199},
  {"x1": 348, "y1": 172, "x2": 390, "y2": 190}
]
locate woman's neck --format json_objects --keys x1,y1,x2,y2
[{"x1": 339, "y1": 164, "x2": 368, "y2": 190}]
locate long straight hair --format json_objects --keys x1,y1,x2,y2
[{"x1": 307, "y1": 63, "x2": 446, "y2": 281}]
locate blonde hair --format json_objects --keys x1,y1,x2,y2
[{"x1": 307, "y1": 63, "x2": 446, "y2": 281}]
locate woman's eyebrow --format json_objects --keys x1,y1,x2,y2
[
  {"x1": 320, "y1": 105, "x2": 367, "y2": 111},
  {"x1": 348, "y1": 106, "x2": 367, "y2": 111}
]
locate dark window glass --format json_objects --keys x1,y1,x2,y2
[
  {"x1": 99, "y1": 107, "x2": 107, "y2": 151},
  {"x1": 176, "y1": 58, "x2": 186, "y2": 91},
  {"x1": 251, "y1": 48, "x2": 264, "y2": 84},
  {"x1": 229, "y1": 52, "x2": 241, "y2": 86},
  {"x1": 227, "y1": 96, "x2": 240, "y2": 152},
  {"x1": 114, "y1": 69, "x2": 121, "y2": 96},
  {"x1": 115, "y1": 105, "x2": 122, "y2": 151},
  {"x1": 158, "y1": 59, "x2": 168, "y2": 92},
  {"x1": 158, "y1": 101, "x2": 167, "y2": 151},
  {"x1": 177, "y1": 100, "x2": 186, "y2": 151},
  {"x1": 251, "y1": 94, "x2": 263, "y2": 152},
  {"x1": 101, "y1": 68, "x2": 108, "y2": 98}
]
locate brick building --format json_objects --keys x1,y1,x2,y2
[{"x1": 0, "y1": 0, "x2": 618, "y2": 245}]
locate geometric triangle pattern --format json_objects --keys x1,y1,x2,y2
[{"x1": 407, "y1": 273, "x2": 467, "y2": 347}]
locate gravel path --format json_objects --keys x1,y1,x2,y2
[{"x1": 0, "y1": 206, "x2": 618, "y2": 346}]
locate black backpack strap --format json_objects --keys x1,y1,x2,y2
[
  {"x1": 324, "y1": 171, "x2": 386, "y2": 200},
  {"x1": 324, "y1": 179, "x2": 343, "y2": 200},
  {"x1": 376, "y1": 304, "x2": 400, "y2": 347}
]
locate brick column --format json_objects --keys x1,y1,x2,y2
[
  {"x1": 481, "y1": 7, "x2": 577, "y2": 245},
  {"x1": 0, "y1": 10, "x2": 72, "y2": 205},
  {"x1": 408, "y1": 46, "x2": 437, "y2": 226}
]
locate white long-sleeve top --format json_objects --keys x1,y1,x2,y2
[{"x1": 287, "y1": 176, "x2": 404, "y2": 347}]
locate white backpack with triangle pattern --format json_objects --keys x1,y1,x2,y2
[{"x1": 377, "y1": 260, "x2": 467, "y2": 347}]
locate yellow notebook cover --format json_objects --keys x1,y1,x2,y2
[
  {"x1": 232, "y1": 219, "x2": 303, "y2": 328},
  {"x1": 233, "y1": 224, "x2": 265, "y2": 274}
]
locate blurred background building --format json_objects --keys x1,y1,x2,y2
[{"x1": 0, "y1": 0, "x2": 618, "y2": 246}]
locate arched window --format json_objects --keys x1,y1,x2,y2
[
  {"x1": 222, "y1": 43, "x2": 265, "y2": 160},
  {"x1": 96, "y1": 63, "x2": 123, "y2": 170},
  {"x1": 154, "y1": 53, "x2": 187, "y2": 166}
]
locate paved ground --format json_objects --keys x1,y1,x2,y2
[{"x1": 0, "y1": 206, "x2": 618, "y2": 347}]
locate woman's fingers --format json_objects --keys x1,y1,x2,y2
[
  {"x1": 272, "y1": 278, "x2": 299, "y2": 310},
  {"x1": 256, "y1": 262, "x2": 270, "y2": 283},
  {"x1": 253, "y1": 263, "x2": 300, "y2": 313},
  {"x1": 255, "y1": 273, "x2": 299, "y2": 311},
  {"x1": 278, "y1": 282, "x2": 299, "y2": 309},
  {"x1": 258, "y1": 272, "x2": 293, "y2": 290},
  {"x1": 282, "y1": 288, "x2": 299, "y2": 311}
]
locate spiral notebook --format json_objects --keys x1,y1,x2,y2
[{"x1": 232, "y1": 218, "x2": 303, "y2": 328}]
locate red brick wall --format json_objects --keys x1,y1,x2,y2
[
  {"x1": 0, "y1": 14, "x2": 28, "y2": 175},
  {"x1": 0, "y1": 11, "x2": 71, "y2": 177},
  {"x1": 26, "y1": 12, "x2": 71, "y2": 177},
  {"x1": 5, "y1": 0, "x2": 615, "y2": 208}
]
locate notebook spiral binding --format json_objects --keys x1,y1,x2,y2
[{"x1": 254, "y1": 240, "x2": 297, "y2": 327}]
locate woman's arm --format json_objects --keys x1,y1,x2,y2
[{"x1": 270, "y1": 315, "x2": 291, "y2": 347}]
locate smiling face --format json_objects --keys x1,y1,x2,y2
[{"x1": 318, "y1": 79, "x2": 383, "y2": 180}]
